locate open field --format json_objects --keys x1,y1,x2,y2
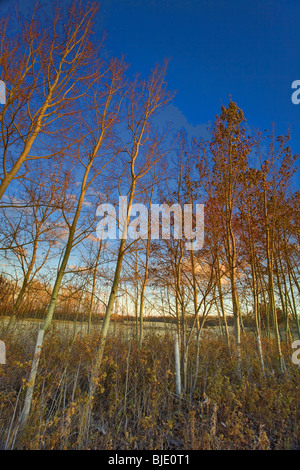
[{"x1": 0, "y1": 316, "x2": 179, "y2": 338}]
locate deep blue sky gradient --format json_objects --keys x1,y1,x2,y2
[
  {"x1": 98, "y1": 0, "x2": 300, "y2": 153},
  {"x1": 1, "y1": 0, "x2": 300, "y2": 186}
]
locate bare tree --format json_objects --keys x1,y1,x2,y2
[
  {"x1": 0, "y1": 1, "x2": 98, "y2": 200},
  {"x1": 1, "y1": 163, "x2": 68, "y2": 332},
  {"x1": 79, "y1": 64, "x2": 172, "y2": 444},
  {"x1": 19, "y1": 56, "x2": 125, "y2": 429}
]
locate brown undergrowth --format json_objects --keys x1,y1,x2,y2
[{"x1": 0, "y1": 325, "x2": 299, "y2": 450}]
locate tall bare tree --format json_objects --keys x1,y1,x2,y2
[
  {"x1": 0, "y1": 1, "x2": 98, "y2": 200},
  {"x1": 19, "y1": 56, "x2": 125, "y2": 429}
]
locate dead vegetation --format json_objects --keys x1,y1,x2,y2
[{"x1": 0, "y1": 324, "x2": 299, "y2": 450}]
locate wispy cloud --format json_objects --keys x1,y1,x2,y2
[{"x1": 156, "y1": 104, "x2": 211, "y2": 141}]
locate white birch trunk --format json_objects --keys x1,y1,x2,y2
[
  {"x1": 174, "y1": 333, "x2": 181, "y2": 396},
  {"x1": 19, "y1": 329, "x2": 45, "y2": 428}
]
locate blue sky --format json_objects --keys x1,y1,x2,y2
[
  {"x1": 98, "y1": 0, "x2": 300, "y2": 151},
  {"x1": 1, "y1": 0, "x2": 300, "y2": 180},
  {"x1": 0, "y1": 0, "x2": 298, "y2": 308}
]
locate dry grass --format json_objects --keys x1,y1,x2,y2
[{"x1": 0, "y1": 323, "x2": 299, "y2": 450}]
